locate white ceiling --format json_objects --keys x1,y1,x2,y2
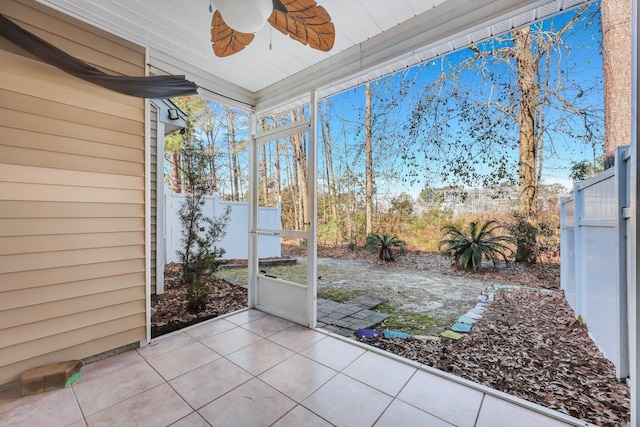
[{"x1": 37, "y1": 0, "x2": 592, "y2": 112}]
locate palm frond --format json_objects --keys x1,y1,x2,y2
[{"x1": 438, "y1": 220, "x2": 513, "y2": 270}]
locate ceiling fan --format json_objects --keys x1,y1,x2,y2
[{"x1": 210, "y1": 0, "x2": 335, "y2": 57}]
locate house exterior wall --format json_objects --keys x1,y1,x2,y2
[{"x1": 0, "y1": 0, "x2": 147, "y2": 385}]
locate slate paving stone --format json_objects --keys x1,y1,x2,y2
[
  {"x1": 345, "y1": 295, "x2": 388, "y2": 309},
  {"x1": 315, "y1": 297, "x2": 389, "y2": 337}
]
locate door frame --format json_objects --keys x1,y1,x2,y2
[{"x1": 247, "y1": 91, "x2": 318, "y2": 327}]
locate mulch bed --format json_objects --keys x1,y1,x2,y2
[{"x1": 151, "y1": 263, "x2": 247, "y2": 338}]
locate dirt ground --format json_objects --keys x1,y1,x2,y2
[{"x1": 151, "y1": 246, "x2": 629, "y2": 426}]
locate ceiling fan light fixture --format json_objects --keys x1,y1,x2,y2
[{"x1": 213, "y1": 0, "x2": 273, "y2": 33}]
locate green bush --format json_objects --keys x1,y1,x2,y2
[
  {"x1": 507, "y1": 211, "x2": 559, "y2": 264},
  {"x1": 174, "y1": 144, "x2": 233, "y2": 313},
  {"x1": 364, "y1": 233, "x2": 407, "y2": 262},
  {"x1": 508, "y1": 212, "x2": 537, "y2": 263},
  {"x1": 438, "y1": 220, "x2": 512, "y2": 270}
]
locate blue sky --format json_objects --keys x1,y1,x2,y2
[{"x1": 319, "y1": 1, "x2": 604, "y2": 197}]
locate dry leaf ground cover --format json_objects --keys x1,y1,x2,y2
[
  {"x1": 151, "y1": 263, "x2": 248, "y2": 338},
  {"x1": 363, "y1": 287, "x2": 630, "y2": 426}
]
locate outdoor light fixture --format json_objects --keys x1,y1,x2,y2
[
  {"x1": 168, "y1": 108, "x2": 179, "y2": 120},
  {"x1": 213, "y1": 0, "x2": 273, "y2": 33}
]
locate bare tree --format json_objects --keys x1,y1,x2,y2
[{"x1": 406, "y1": 6, "x2": 602, "y2": 219}]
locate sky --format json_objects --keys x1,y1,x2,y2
[{"x1": 318, "y1": 1, "x2": 604, "y2": 198}]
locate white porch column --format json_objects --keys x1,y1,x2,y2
[
  {"x1": 248, "y1": 112, "x2": 258, "y2": 308},
  {"x1": 307, "y1": 91, "x2": 319, "y2": 328}
]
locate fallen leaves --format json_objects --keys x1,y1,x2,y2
[
  {"x1": 362, "y1": 288, "x2": 630, "y2": 427},
  {"x1": 151, "y1": 263, "x2": 248, "y2": 337}
]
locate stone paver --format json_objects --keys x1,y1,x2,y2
[
  {"x1": 317, "y1": 298, "x2": 389, "y2": 336},
  {"x1": 345, "y1": 295, "x2": 388, "y2": 309}
]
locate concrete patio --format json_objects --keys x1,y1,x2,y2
[{"x1": 0, "y1": 309, "x2": 589, "y2": 426}]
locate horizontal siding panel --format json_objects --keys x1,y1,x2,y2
[
  {"x1": 13, "y1": 0, "x2": 145, "y2": 55},
  {"x1": 3, "y1": 1, "x2": 145, "y2": 72},
  {"x1": 0, "y1": 314, "x2": 146, "y2": 367},
  {"x1": 0, "y1": 245, "x2": 144, "y2": 274},
  {"x1": 0, "y1": 62, "x2": 142, "y2": 120},
  {"x1": 18, "y1": 24, "x2": 144, "y2": 76},
  {"x1": 0, "y1": 201, "x2": 143, "y2": 219},
  {"x1": 0, "y1": 128, "x2": 143, "y2": 164},
  {"x1": 0, "y1": 259, "x2": 145, "y2": 292},
  {"x1": 0, "y1": 164, "x2": 144, "y2": 190},
  {"x1": 0, "y1": 108, "x2": 143, "y2": 150},
  {"x1": 0, "y1": 144, "x2": 144, "y2": 176},
  {"x1": 0, "y1": 51, "x2": 143, "y2": 110},
  {"x1": 0, "y1": 232, "x2": 145, "y2": 255},
  {"x1": 0, "y1": 218, "x2": 143, "y2": 237},
  {"x1": 0, "y1": 327, "x2": 144, "y2": 385},
  {"x1": 1, "y1": 272, "x2": 145, "y2": 311},
  {"x1": 0, "y1": 182, "x2": 143, "y2": 204},
  {"x1": 0, "y1": 63, "x2": 143, "y2": 122},
  {"x1": 1, "y1": 288, "x2": 144, "y2": 330},
  {"x1": 0, "y1": 298, "x2": 145, "y2": 345},
  {"x1": 0, "y1": 89, "x2": 144, "y2": 136}
]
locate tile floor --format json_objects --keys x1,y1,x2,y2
[{"x1": 0, "y1": 309, "x2": 589, "y2": 427}]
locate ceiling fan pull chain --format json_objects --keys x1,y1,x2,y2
[
  {"x1": 209, "y1": 0, "x2": 213, "y2": 13},
  {"x1": 269, "y1": 25, "x2": 272, "y2": 50}
]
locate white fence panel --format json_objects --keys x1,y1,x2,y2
[
  {"x1": 165, "y1": 192, "x2": 281, "y2": 262},
  {"x1": 560, "y1": 197, "x2": 576, "y2": 311},
  {"x1": 560, "y1": 145, "x2": 629, "y2": 379}
]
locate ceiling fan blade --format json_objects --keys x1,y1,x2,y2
[
  {"x1": 210, "y1": 10, "x2": 255, "y2": 57},
  {"x1": 268, "y1": 0, "x2": 335, "y2": 52},
  {"x1": 273, "y1": 0, "x2": 287, "y2": 13}
]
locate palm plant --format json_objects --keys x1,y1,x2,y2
[
  {"x1": 364, "y1": 233, "x2": 407, "y2": 262},
  {"x1": 438, "y1": 220, "x2": 512, "y2": 270}
]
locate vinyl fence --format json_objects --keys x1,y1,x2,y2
[
  {"x1": 165, "y1": 192, "x2": 281, "y2": 262},
  {"x1": 560, "y1": 145, "x2": 631, "y2": 379}
]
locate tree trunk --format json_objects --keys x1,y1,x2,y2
[
  {"x1": 601, "y1": 0, "x2": 632, "y2": 168},
  {"x1": 285, "y1": 141, "x2": 299, "y2": 229},
  {"x1": 513, "y1": 27, "x2": 539, "y2": 219},
  {"x1": 289, "y1": 110, "x2": 308, "y2": 228},
  {"x1": 227, "y1": 109, "x2": 240, "y2": 201},
  {"x1": 275, "y1": 138, "x2": 282, "y2": 202},
  {"x1": 321, "y1": 102, "x2": 338, "y2": 223},
  {"x1": 205, "y1": 128, "x2": 217, "y2": 194},
  {"x1": 170, "y1": 150, "x2": 182, "y2": 193},
  {"x1": 260, "y1": 117, "x2": 268, "y2": 204},
  {"x1": 365, "y1": 81, "x2": 373, "y2": 235}
]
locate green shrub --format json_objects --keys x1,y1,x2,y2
[
  {"x1": 364, "y1": 233, "x2": 407, "y2": 262},
  {"x1": 174, "y1": 145, "x2": 232, "y2": 313},
  {"x1": 186, "y1": 279, "x2": 211, "y2": 313},
  {"x1": 507, "y1": 211, "x2": 559, "y2": 264},
  {"x1": 508, "y1": 212, "x2": 537, "y2": 263},
  {"x1": 438, "y1": 220, "x2": 512, "y2": 270}
]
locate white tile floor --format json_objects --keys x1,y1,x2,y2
[{"x1": 0, "y1": 309, "x2": 590, "y2": 426}]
